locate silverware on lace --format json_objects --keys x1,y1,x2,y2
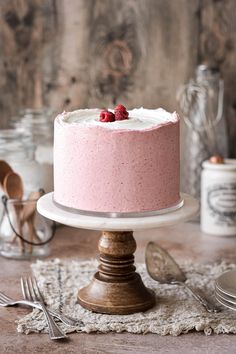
[
  {"x1": 146, "y1": 242, "x2": 220, "y2": 313},
  {"x1": 21, "y1": 277, "x2": 67, "y2": 340},
  {"x1": 0, "y1": 291, "x2": 81, "y2": 327}
]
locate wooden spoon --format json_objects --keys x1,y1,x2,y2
[
  {"x1": 3, "y1": 172, "x2": 25, "y2": 253},
  {"x1": 0, "y1": 160, "x2": 13, "y2": 190},
  {"x1": 22, "y1": 191, "x2": 40, "y2": 222},
  {"x1": 3, "y1": 172, "x2": 24, "y2": 200},
  {"x1": 22, "y1": 191, "x2": 41, "y2": 253}
]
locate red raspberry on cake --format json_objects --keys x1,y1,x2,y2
[
  {"x1": 100, "y1": 110, "x2": 115, "y2": 122},
  {"x1": 115, "y1": 104, "x2": 127, "y2": 112},
  {"x1": 114, "y1": 104, "x2": 129, "y2": 121}
]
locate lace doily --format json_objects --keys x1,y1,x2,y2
[{"x1": 17, "y1": 259, "x2": 236, "y2": 336}]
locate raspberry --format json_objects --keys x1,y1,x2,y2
[
  {"x1": 114, "y1": 104, "x2": 127, "y2": 112},
  {"x1": 114, "y1": 104, "x2": 129, "y2": 120},
  {"x1": 115, "y1": 109, "x2": 129, "y2": 120},
  {"x1": 99, "y1": 110, "x2": 115, "y2": 122}
]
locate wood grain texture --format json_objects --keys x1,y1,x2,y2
[
  {"x1": 199, "y1": 0, "x2": 236, "y2": 156},
  {"x1": 0, "y1": 0, "x2": 56, "y2": 126},
  {"x1": 0, "y1": 0, "x2": 235, "y2": 156},
  {"x1": 78, "y1": 231, "x2": 155, "y2": 314},
  {"x1": 0, "y1": 0, "x2": 198, "y2": 113}
]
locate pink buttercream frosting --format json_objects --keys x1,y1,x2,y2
[{"x1": 54, "y1": 108, "x2": 180, "y2": 213}]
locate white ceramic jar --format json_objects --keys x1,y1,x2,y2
[{"x1": 201, "y1": 159, "x2": 236, "y2": 236}]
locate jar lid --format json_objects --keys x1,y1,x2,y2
[{"x1": 202, "y1": 159, "x2": 236, "y2": 171}]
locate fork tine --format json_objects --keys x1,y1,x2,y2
[
  {"x1": 0, "y1": 295, "x2": 8, "y2": 303},
  {"x1": 0, "y1": 292, "x2": 12, "y2": 302},
  {"x1": 20, "y1": 277, "x2": 27, "y2": 300},
  {"x1": 28, "y1": 278, "x2": 40, "y2": 301},
  {"x1": 32, "y1": 277, "x2": 43, "y2": 302},
  {"x1": 27, "y1": 277, "x2": 37, "y2": 302},
  {"x1": 21, "y1": 277, "x2": 33, "y2": 302}
]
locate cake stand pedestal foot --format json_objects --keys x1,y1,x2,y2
[{"x1": 78, "y1": 231, "x2": 155, "y2": 314}]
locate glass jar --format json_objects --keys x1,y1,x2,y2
[
  {"x1": 0, "y1": 194, "x2": 54, "y2": 259},
  {"x1": 0, "y1": 129, "x2": 41, "y2": 195},
  {"x1": 177, "y1": 64, "x2": 228, "y2": 200},
  {"x1": 15, "y1": 108, "x2": 54, "y2": 193}
]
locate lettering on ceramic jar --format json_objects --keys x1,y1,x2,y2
[{"x1": 207, "y1": 183, "x2": 236, "y2": 226}]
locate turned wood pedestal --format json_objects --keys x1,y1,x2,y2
[
  {"x1": 78, "y1": 231, "x2": 155, "y2": 314},
  {"x1": 37, "y1": 193, "x2": 199, "y2": 315}
]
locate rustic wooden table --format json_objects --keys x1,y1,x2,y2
[{"x1": 1, "y1": 222, "x2": 236, "y2": 354}]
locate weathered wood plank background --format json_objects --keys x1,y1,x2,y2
[{"x1": 0, "y1": 0, "x2": 235, "y2": 157}]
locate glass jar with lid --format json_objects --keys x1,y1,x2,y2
[
  {"x1": 0, "y1": 127, "x2": 56, "y2": 259},
  {"x1": 177, "y1": 64, "x2": 228, "y2": 200},
  {"x1": 0, "y1": 129, "x2": 41, "y2": 222},
  {"x1": 14, "y1": 108, "x2": 54, "y2": 193},
  {"x1": 0, "y1": 129, "x2": 41, "y2": 194}
]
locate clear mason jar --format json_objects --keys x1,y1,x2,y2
[
  {"x1": 0, "y1": 194, "x2": 53, "y2": 259},
  {"x1": 177, "y1": 64, "x2": 228, "y2": 200},
  {"x1": 14, "y1": 108, "x2": 54, "y2": 193},
  {"x1": 0, "y1": 129, "x2": 41, "y2": 195}
]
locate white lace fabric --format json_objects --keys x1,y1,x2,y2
[{"x1": 17, "y1": 259, "x2": 236, "y2": 336}]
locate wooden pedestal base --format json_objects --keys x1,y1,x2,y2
[{"x1": 78, "y1": 231, "x2": 155, "y2": 314}]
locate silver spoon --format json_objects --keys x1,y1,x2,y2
[{"x1": 145, "y1": 242, "x2": 219, "y2": 313}]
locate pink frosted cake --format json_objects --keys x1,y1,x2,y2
[{"x1": 53, "y1": 106, "x2": 180, "y2": 214}]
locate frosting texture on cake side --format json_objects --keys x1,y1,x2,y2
[{"x1": 54, "y1": 108, "x2": 180, "y2": 213}]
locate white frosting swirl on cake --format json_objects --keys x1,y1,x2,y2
[{"x1": 57, "y1": 108, "x2": 178, "y2": 131}]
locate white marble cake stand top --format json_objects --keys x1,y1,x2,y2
[{"x1": 37, "y1": 192, "x2": 199, "y2": 231}]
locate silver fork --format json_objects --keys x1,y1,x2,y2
[
  {"x1": 0, "y1": 291, "x2": 81, "y2": 327},
  {"x1": 21, "y1": 277, "x2": 67, "y2": 340}
]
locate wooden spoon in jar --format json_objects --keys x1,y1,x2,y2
[
  {"x1": 3, "y1": 172, "x2": 25, "y2": 253},
  {"x1": 0, "y1": 160, "x2": 13, "y2": 190},
  {"x1": 21, "y1": 191, "x2": 41, "y2": 253}
]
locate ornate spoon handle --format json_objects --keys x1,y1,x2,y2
[{"x1": 175, "y1": 281, "x2": 220, "y2": 313}]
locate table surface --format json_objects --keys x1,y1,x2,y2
[{"x1": 1, "y1": 221, "x2": 236, "y2": 354}]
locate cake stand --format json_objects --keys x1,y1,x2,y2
[{"x1": 37, "y1": 193, "x2": 199, "y2": 315}]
